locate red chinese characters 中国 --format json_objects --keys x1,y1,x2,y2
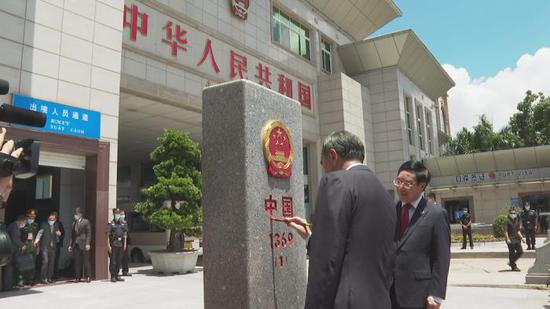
[
  {"x1": 197, "y1": 39, "x2": 220, "y2": 74},
  {"x1": 162, "y1": 21, "x2": 188, "y2": 57},
  {"x1": 123, "y1": 4, "x2": 148, "y2": 41}
]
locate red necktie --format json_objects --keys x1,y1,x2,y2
[{"x1": 400, "y1": 203, "x2": 412, "y2": 239}]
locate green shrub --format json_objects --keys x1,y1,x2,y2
[{"x1": 493, "y1": 212, "x2": 509, "y2": 237}]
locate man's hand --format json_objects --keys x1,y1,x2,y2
[
  {"x1": 505, "y1": 238, "x2": 511, "y2": 245},
  {"x1": 108, "y1": 246, "x2": 112, "y2": 254},
  {"x1": 68, "y1": 246, "x2": 72, "y2": 253},
  {"x1": 85, "y1": 244, "x2": 91, "y2": 251},
  {"x1": 0, "y1": 128, "x2": 23, "y2": 200},
  {"x1": 283, "y1": 216, "x2": 311, "y2": 240},
  {"x1": 56, "y1": 230, "x2": 62, "y2": 237},
  {"x1": 426, "y1": 296, "x2": 441, "y2": 309}
]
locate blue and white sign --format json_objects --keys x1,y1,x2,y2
[
  {"x1": 511, "y1": 197, "x2": 520, "y2": 208},
  {"x1": 13, "y1": 94, "x2": 101, "y2": 140}
]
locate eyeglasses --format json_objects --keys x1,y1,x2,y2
[{"x1": 393, "y1": 178, "x2": 416, "y2": 189}]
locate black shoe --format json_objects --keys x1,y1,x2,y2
[
  {"x1": 470, "y1": 247, "x2": 474, "y2": 249},
  {"x1": 122, "y1": 272, "x2": 132, "y2": 277},
  {"x1": 75, "y1": 278, "x2": 82, "y2": 283},
  {"x1": 40, "y1": 280, "x2": 49, "y2": 285},
  {"x1": 512, "y1": 266, "x2": 521, "y2": 272},
  {"x1": 461, "y1": 247, "x2": 466, "y2": 250},
  {"x1": 111, "y1": 277, "x2": 117, "y2": 283},
  {"x1": 116, "y1": 277, "x2": 125, "y2": 282}
]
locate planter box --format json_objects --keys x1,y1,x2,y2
[{"x1": 150, "y1": 250, "x2": 199, "y2": 274}]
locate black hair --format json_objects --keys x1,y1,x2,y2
[
  {"x1": 26, "y1": 208, "x2": 37, "y2": 215},
  {"x1": 16, "y1": 215, "x2": 27, "y2": 222},
  {"x1": 49, "y1": 211, "x2": 58, "y2": 218},
  {"x1": 75, "y1": 208, "x2": 85, "y2": 216},
  {"x1": 397, "y1": 160, "x2": 431, "y2": 185},
  {"x1": 322, "y1": 131, "x2": 365, "y2": 163},
  {"x1": 427, "y1": 192, "x2": 436, "y2": 200}
]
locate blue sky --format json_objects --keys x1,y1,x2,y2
[{"x1": 372, "y1": 0, "x2": 550, "y2": 79}]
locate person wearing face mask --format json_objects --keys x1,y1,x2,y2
[
  {"x1": 505, "y1": 209, "x2": 524, "y2": 271},
  {"x1": 69, "y1": 208, "x2": 92, "y2": 282},
  {"x1": 34, "y1": 212, "x2": 62, "y2": 284},
  {"x1": 107, "y1": 208, "x2": 127, "y2": 283},
  {"x1": 119, "y1": 210, "x2": 131, "y2": 277},
  {"x1": 4, "y1": 216, "x2": 28, "y2": 289},
  {"x1": 21, "y1": 209, "x2": 39, "y2": 285},
  {"x1": 520, "y1": 203, "x2": 538, "y2": 250},
  {"x1": 460, "y1": 208, "x2": 473, "y2": 250}
]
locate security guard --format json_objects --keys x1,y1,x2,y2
[
  {"x1": 460, "y1": 208, "x2": 473, "y2": 249},
  {"x1": 521, "y1": 203, "x2": 538, "y2": 250},
  {"x1": 107, "y1": 209, "x2": 127, "y2": 283}
]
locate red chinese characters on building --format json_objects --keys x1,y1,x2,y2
[
  {"x1": 123, "y1": 4, "x2": 148, "y2": 41},
  {"x1": 278, "y1": 74, "x2": 293, "y2": 98},
  {"x1": 264, "y1": 195, "x2": 278, "y2": 215},
  {"x1": 162, "y1": 21, "x2": 188, "y2": 57},
  {"x1": 281, "y1": 197, "x2": 293, "y2": 217},
  {"x1": 197, "y1": 39, "x2": 220, "y2": 73},
  {"x1": 298, "y1": 82, "x2": 312, "y2": 109},
  {"x1": 255, "y1": 63, "x2": 272, "y2": 89},
  {"x1": 230, "y1": 50, "x2": 248, "y2": 79}
]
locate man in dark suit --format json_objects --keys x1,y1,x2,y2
[
  {"x1": 286, "y1": 130, "x2": 396, "y2": 309},
  {"x1": 3, "y1": 216, "x2": 27, "y2": 289},
  {"x1": 68, "y1": 208, "x2": 92, "y2": 282},
  {"x1": 35, "y1": 212, "x2": 62, "y2": 284},
  {"x1": 392, "y1": 161, "x2": 451, "y2": 309}
]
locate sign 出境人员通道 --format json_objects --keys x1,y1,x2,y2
[{"x1": 13, "y1": 94, "x2": 101, "y2": 140}]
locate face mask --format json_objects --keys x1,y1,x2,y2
[
  {"x1": 525, "y1": 206, "x2": 531, "y2": 211},
  {"x1": 510, "y1": 214, "x2": 517, "y2": 220},
  {"x1": 74, "y1": 215, "x2": 80, "y2": 220},
  {"x1": 19, "y1": 224, "x2": 26, "y2": 229},
  {"x1": 27, "y1": 219, "x2": 34, "y2": 224},
  {"x1": 48, "y1": 220, "x2": 55, "y2": 226},
  {"x1": 463, "y1": 210, "x2": 468, "y2": 214},
  {"x1": 114, "y1": 214, "x2": 121, "y2": 221},
  {"x1": 121, "y1": 215, "x2": 126, "y2": 220}
]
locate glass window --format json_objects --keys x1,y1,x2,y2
[
  {"x1": 321, "y1": 38, "x2": 332, "y2": 73},
  {"x1": 415, "y1": 101, "x2": 425, "y2": 151},
  {"x1": 405, "y1": 95, "x2": 414, "y2": 146},
  {"x1": 425, "y1": 108, "x2": 434, "y2": 154},
  {"x1": 36, "y1": 175, "x2": 53, "y2": 200},
  {"x1": 272, "y1": 7, "x2": 311, "y2": 60}
]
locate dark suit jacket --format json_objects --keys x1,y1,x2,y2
[
  {"x1": 39, "y1": 222, "x2": 61, "y2": 251},
  {"x1": 306, "y1": 165, "x2": 396, "y2": 309},
  {"x1": 71, "y1": 219, "x2": 91, "y2": 249},
  {"x1": 393, "y1": 198, "x2": 451, "y2": 308},
  {"x1": 7, "y1": 222, "x2": 25, "y2": 253}
]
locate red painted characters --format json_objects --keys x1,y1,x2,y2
[
  {"x1": 262, "y1": 120, "x2": 293, "y2": 178},
  {"x1": 230, "y1": 0, "x2": 250, "y2": 20}
]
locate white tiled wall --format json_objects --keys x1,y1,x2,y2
[{"x1": 0, "y1": 0, "x2": 124, "y2": 214}]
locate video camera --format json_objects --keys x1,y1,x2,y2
[{"x1": 0, "y1": 78, "x2": 46, "y2": 180}]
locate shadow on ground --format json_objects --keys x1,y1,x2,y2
[
  {"x1": 136, "y1": 267, "x2": 203, "y2": 277},
  {"x1": 0, "y1": 288, "x2": 43, "y2": 299}
]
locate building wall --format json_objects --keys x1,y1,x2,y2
[
  {"x1": 0, "y1": 0, "x2": 124, "y2": 217},
  {"x1": 436, "y1": 182, "x2": 550, "y2": 223}
]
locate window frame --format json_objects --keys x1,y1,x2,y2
[
  {"x1": 320, "y1": 37, "x2": 332, "y2": 73},
  {"x1": 405, "y1": 94, "x2": 414, "y2": 146},
  {"x1": 415, "y1": 100, "x2": 425, "y2": 151},
  {"x1": 272, "y1": 7, "x2": 311, "y2": 61},
  {"x1": 425, "y1": 107, "x2": 434, "y2": 154}
]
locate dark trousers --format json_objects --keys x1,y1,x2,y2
[
  {"x1": 109, "y1": 246, "x2": 123, "y2": 277},
  {"x1": 53, "y1": 244, "x2": 62, "y2": 279},
  {"x1": 74, "y1": 245, "x2": 90, "y2": 279},
  {"x1": 462, "y1": 227, "x2": 473, "y2": 248},
  {"x1": 2, "y1": 255, "x2": 16, "y2": 290},
  {"x1": 40, "y1": 247, "x2": 56, "y2": 281},
  {"x1": 507, "y1": 241, "x2": 523, "y2": 267},
  {"x1": 122, "y1": 246, "x2": 129, "y2": 274},
  {"x1": 525, "y1": 228, "x2": 536, "y2": 248}
]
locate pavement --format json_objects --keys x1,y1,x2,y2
[
  {"x1": 0, "y1": 257, "x2": 548, "y2": 308},
  {"x1": 450, "y1": 237, "x2": 545, "y2": 258}
]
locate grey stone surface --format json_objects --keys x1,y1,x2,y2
[
  {"x1": 202, "y1": 80, "x2": 306, "y2": 309},
  {"x1": 525, "y1": 240, "x2": 550, "y2": 284}
]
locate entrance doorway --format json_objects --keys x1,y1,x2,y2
[{"x1": 443, "y1": 197, "x2": 472, "y2": 224}]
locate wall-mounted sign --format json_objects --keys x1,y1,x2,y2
[
  {"x1": 13, "y1": 94, "x2": 101, "y2": 140},
  {"x1": 231, "y1": 0, "x2": 250, "y2": 20},
  {"x1": 455, "y1": 168, "x2": 538, "y2": 184},
  {"x1": 262, "y1": 120, "x2": 293, "y2": 178}
]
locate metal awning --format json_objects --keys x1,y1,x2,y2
[
  {"x1": 304, "y1": 0, "x2": 401, "y2": 40},
  {"x1": 338, "y1": 29, "x2": 455, "y2": 101},
  {"x1": 424, "y1": 145, "x2": 550, "y2": 177}
]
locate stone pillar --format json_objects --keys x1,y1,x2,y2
[
  {"x1": 525, "y1": 240, "x2": 550, "y2": 284},
  {"x1": 202, "y1": 80, "x2": 306, "y2": 309}
]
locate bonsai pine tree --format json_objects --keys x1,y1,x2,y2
[{"x1": 135, "y1": 129, "x2": 202, "y2": 252}]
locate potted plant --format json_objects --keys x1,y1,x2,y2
[{"x1": 135, "y1": 129, "x2": 202, "y2": 273}]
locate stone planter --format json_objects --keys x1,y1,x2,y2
[{"x1": 150, "y1": 250, "x2": 199, "y2": 274}]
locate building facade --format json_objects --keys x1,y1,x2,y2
[{"x1": 0, "y1": 0, "x2": 453, "y2": 279}]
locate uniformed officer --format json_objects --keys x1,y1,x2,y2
[
  {"x1": 22, "y1": 209, "x2": 39, "y2": 285},
  {"x1": 120, "y1": 210, "x2": 131, "y2": 277},
  {"x1": 107, "y1": 209, "x2": 127, "y2": 283},
  {"x1": 521, "y1": 203, "x2": 538, "y2": 250},
  {"x1": 505, "y1": 209, "x2": 524, "y2": 271},
  {"x1": 460, "y1": 208, "x2": 473, "y2": 249}
]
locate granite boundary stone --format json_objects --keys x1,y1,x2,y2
[{"x1": 202, "y1": 80, "x2": 307, "y2": 309}]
